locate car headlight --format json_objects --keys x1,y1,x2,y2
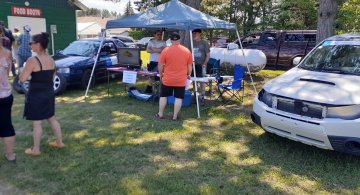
[
  {"x1": 326, "y1": 105, "x2": 360, "y2": 120},
  {"x1": 258, "y1": 89, "x2": 273, "y2": 108},
  {"x1": 57, "y1": 67, "x2": 70, "y2": 74}
]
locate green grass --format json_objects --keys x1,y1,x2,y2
[{"x1": 1, "y1": 69, "x2": 360, "y2": 194}]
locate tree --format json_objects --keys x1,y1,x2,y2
[
  {"x1": 178, "y1": 0, "x2": 201, "y2": 49},
  {"x1": 134, "y1": 0, "x2": 169, "y2": 11},
  {"x1": 316, "y1": 0, "x2": 340, "y2": 43},
  {"x1": 274, "y1": 0, "x2": 317, "y2": 30},
  {"x1": 124, "y1": 1, "x2": 135, "y2": 16},
  {"x1": 336, "y1": 0, "x2": 360, "y2": 33},
  {"x1": 77, "y1": 8, "x2": 102, "y2": 17}
]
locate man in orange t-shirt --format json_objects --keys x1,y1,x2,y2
[{"x1": 156, "y1": 32, "x2": 192, "y2": 121}]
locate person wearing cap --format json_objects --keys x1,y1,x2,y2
[
  {"x1": 156, "y1": 32, "x2": 192, "y2": 121},
  {"x1": 192, "y1": 29, "x2": 210, "y2": 104},
  {"x1": 145, "y1": 30, "x2": 166, "y2": 93},
  {"x1": 17, "y1": 25, "x2": 32, "y2": 69}
]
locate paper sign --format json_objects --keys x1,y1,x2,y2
[
  {"x1": 50, "y1": 25, "x2": 57, "y2": 34},
  {"x1": 122, "y1": 71, "x2": 137, "y2": 84}
]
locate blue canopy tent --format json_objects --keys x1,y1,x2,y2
[{"x1": 85, "y1": 0, "x2": 257, "y2": 118}]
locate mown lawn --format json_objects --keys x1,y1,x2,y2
[{"x1": 1, "y1": 69, "x2": 360, "y2": 194}]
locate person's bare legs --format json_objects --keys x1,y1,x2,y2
[
  {"x1": 3, "y1": 136, "x2": 16, "y2": 160},
  {"x1": 47, "y1": 116, "x2": 64, "y2": 146},
  {"x1": 31, "y1": 120, "x2": 43, "y2": 154},
  {"x1": 173, "y1": 98, "x2": 182, "y2": 120},
  {"x1": 158, "y1": 97, "x2": 167, "y2": 117}
]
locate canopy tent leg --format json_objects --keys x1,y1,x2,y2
[
  {"x1": 235, "y1": 29, "x2": 258, "y2": 95},
  {"x1": 190, "y1": 30, "x2": 201, "y2": 118},
  {"x1": 84, "y1": 29, "x2": 106, "y2": 98}
]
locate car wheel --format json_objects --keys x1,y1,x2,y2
[
  {"x1": 80, "y1": 69, "x2": 95, "y2": 89},
  {"x1": 53, "y1": 73, "x2": 67, "y2": 95}
]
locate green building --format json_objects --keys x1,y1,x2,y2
[{"x1": 0, "y1": 0, "x2": 87, "y2": 54}]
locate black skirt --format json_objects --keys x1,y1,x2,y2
[{"x1": 24, "y1": 90, "x2": 55, "y2": 120}]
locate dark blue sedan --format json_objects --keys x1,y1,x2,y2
[{"x1": 51, "y1": 38, "x2": 127, "y2": 94}]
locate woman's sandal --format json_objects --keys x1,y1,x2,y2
[
  {"x1": 25, "y1": 147, "x2": 41, "y2": 156},
  {"x1": 4, "y1": 154, "x2": 16, "y2": 163},
  {"x1": 48, "y1": 140, "x2": 66, "y2": 148},
  {"x1": 155, "y1": 113, "x2": 164, "y2": 119}
]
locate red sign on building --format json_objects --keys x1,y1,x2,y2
[{"x1": 11, "y1": 6, "x2": 42, "y2": 17}]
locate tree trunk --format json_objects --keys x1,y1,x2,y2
[
  {"x1": 316, "y1": 0, "x2": 338, "y2": 44},
  {"x1": 179, "y1": 0, "x2": 201, "y2": 49}
]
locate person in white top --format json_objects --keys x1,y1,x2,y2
[
  {"x1": 0, "y1": 27, "x2": 16, "y2": 162},
  {"x1": 145, "y1": 30, "x2": 166, "y2": 93}
]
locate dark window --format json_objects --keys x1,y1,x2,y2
[
  {"x1": 285, "y1": 34, "x2": 316, "y2": 42},
  {"x1": 262, "y1": 33, "x2": 277, "y2": 44}
]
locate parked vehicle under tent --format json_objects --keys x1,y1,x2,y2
[{"x1": 85, "y1": 0, "x2": 258, "y2": 118}]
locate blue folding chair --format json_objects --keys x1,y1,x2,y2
[
  {"x1": 206, "y1": 58, "x2": 220, "y2": 76},
  {"x1": 216, "y1": 65, "x2": 245, "y2": 103}
]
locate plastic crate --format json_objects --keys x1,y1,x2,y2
[{"x1": 167, "y1": 90, "x2": 192, "y2": 107}]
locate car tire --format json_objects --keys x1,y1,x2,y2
[
  {"x1": 53, "y1": 73, "x2": 67, "y2": 95},
  {"x1": 80, "y1": 69, "x2": 95, "y2": 90}
]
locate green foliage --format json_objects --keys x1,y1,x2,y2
[
  {"x1": 128, "y1": 0, "x2": 355, "y2": 39},
  {"x1": 124, "y1": 1, "x2": 135, "y2": 16},
  {"x1": 336, "y1": 0, "x2": 360, "y2": 33},
  {"x1": 128, "y1": 29, "x2": 154, "y2": 40},
  {"x1": 134, "y1": 0, "x2": 170, "y2": 12},
  {"x1": 77, "y1": 8, "x2": 119, "y2": 18},
  {"x1": 274, "y1": 0, "x2": 318, "y2": 30}
]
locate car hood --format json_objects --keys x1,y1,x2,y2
[
  {"x1": 263, "y1": 67, "x2": 360, "y2": 105},
  {"x1": 55, "y1": 56, "x2": 92, "y2": 68}
]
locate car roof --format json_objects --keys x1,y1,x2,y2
[
  {"x1": 263, "y1": 30, "x2": 317, "y2": 34},
  {"x1": 110, "y1": 36, "x2": 134, "y2": 41},
  {"x1": 325, "y1": 34, "x2": 360, "y2": 42},
  {"x1": 77, "y1": 38, "x2": 118, "y2": 42}
]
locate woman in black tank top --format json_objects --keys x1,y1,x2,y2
[{"x1": 19, "y1": 32, "x2": 65, "y2": 156}]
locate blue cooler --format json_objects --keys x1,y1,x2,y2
[{"x1": 167, "y1": 90, "x2": 192, "y2": 107}]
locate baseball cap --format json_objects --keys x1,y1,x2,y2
[
  {"x1": 193, "y1": 29, "x2": 202, "y2": 33},
  {"x1": 170, "y1": 32, "x2": 180, "y2": 41},
  {"x1": 23, "y1": 25, "x2": 31, "y2": 32}
]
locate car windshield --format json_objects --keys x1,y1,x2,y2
[
  {"x1": 61, "y1": 41, "x2": 99, "y2": 56},
  {"x1": 138, "y1": 37, "x2": 152, "y2": 44},
  {"x1": 299, "y1": 41, "x2": 360, "y2": 75}
]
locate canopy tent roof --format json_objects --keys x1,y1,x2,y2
[{"x1": 106, "y1": 0, "x2": 236, "y2": 30}]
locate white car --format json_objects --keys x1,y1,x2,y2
[{"x1": 251, "y1": 34, "x2": 360, "y2": 155}]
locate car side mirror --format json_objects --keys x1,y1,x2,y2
[{"x1": 293, "y1": 57, "x2": 302, "y2": 66}]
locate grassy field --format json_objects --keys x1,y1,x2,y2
[{"x1": 1, "y1": 69, "x2": 360, "y2": 194}]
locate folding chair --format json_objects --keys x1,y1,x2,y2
[
  {"x1": 202, "y1": 58, "x2": 220, "y2": 99},
  {"x1": 206, "y1": 58, "x2": 220, "y2": 76},
  {"x1": 216, "y1": 65, "x2": 245, "y2": 103}
]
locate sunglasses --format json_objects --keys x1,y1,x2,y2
[
  {"x1": 29, "y1": 41, "x2": 36, "y2": 46},
  {"x1": 155, "y1": 34, "x2": 162, "y2": 36}
]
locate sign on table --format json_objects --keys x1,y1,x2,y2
[{"x1": 122, "y1": 71, "x2": 137, "y2": 84}]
